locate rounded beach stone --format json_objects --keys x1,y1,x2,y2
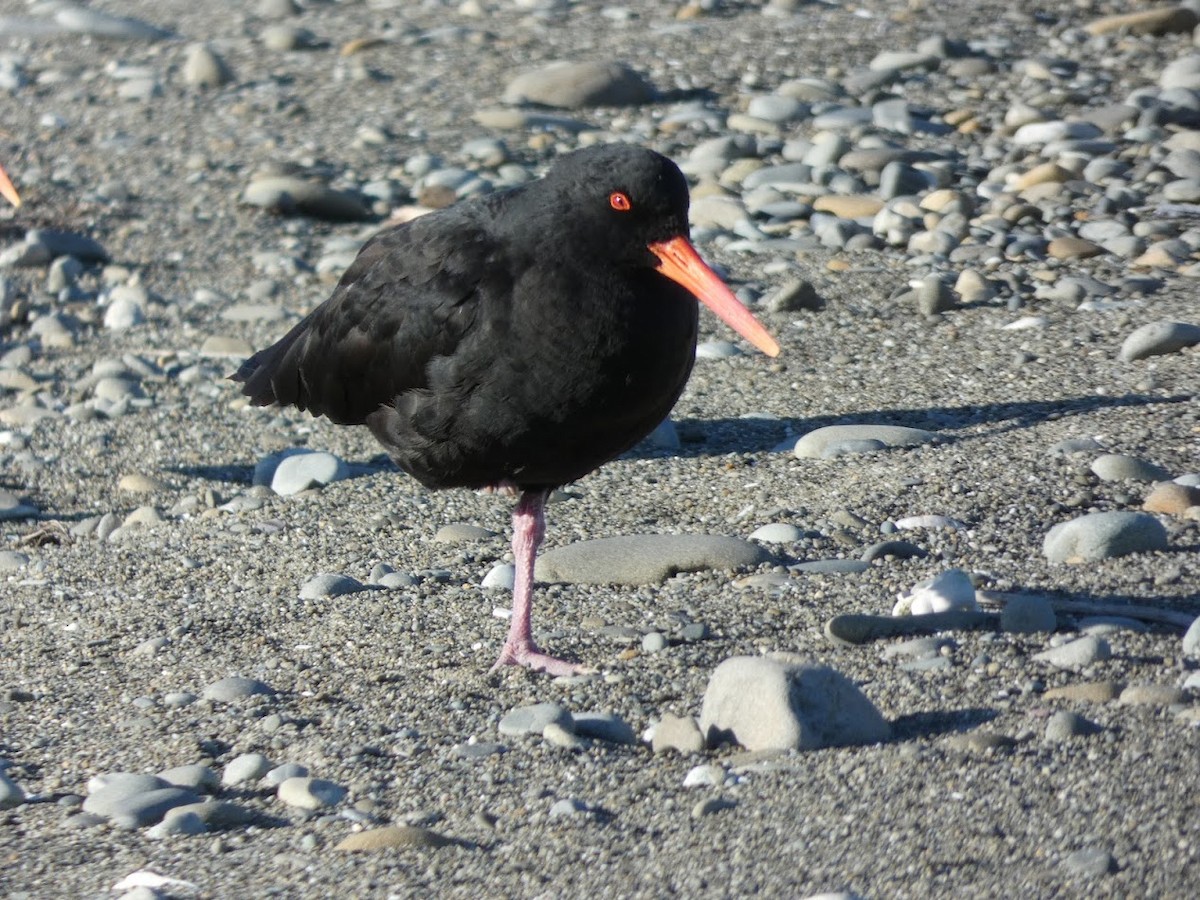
[
  {"x1": 699, "y1": 654, "x2": 890, "y2": 751},
  {"x1": 502, "y1": 61, "x2": 655, "y2": 109},
  {"x1": 335, "y1": 825, "x2": 455, "y2": 851},
  {"x1": 1043, "y1": 511, "x2": 1168, "y2": 563},
  {"x1": 793, "y1": 425, "x2": 938, "y2": 458}
]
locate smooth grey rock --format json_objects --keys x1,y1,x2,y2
[
  {"x1": 277, "y1": 777, "x2": 347, "y2": 810},
  {"x1": 1063, "y1": 847, "x2": 1115, "y2": 878},
  {"x1": 264, "y1": 763, "x2": 309, "y2": 787},
  {"x1": 503, "y1": 61, "x2": 654, "y2": 109},
  {"x1": 55, "y1": 6, "x2": 171, "y2": 40},
  {"x1": 1118, "y1": 320, "x2": 1200, "y2": 361},
  {"x1": 271, "y1": 450, "x2": 350, "y2": 496},
  {"x1": 222, "y1": 752, "x2": 272, "y2": 786},
  {"x1": 201, "y1": 675, "x2": 274, "y2": 702},
  {"x1": 481, "y1": 563, "x2": 515, "y2": 590},
  {"x1": 242, "y1": 177, "x2": 370, "y2": 221},
  {"x1": 84, "y1": 784, "x2": 201, "y2": 829},
  {"x1": 1090, "y1": 453, "x2": 1171, "y2": 483},
  {"x1": 183, "y1": 43, "x2": 232, "y2": 88},
  {"x1": 1043, "y1": 512, "x2": 1168, "y2": 562},
  {"x1": 433, "y1": 523, "x2": 497, "y2": 543},
  {"x1": 535, "y1": 534, "x2": 771, "y2": 585},
  {"x1": 498, "y1": 703, "x2": 574, "y2": 737},
  {"x1": 1044, "y1": 711, "x2": 1101, "y2": 742},
  {"x1": 298, "y1": 573, "x2": 365, "y2": 600},
  {"x1": 749, "y1": 523, "x2": 803, "y2": 543},
  {"x1": 157, "y1": 764, "x2": 219, "y2": 793},
  {"x1": 548, "y1": 798, "x2": 588, "y2": 817},
  {"x1": 146, "y1": 809, "x2": 206, "y2": 838},
  {"x1": 793, "y1": 425, "x2": 938, "y2": 458},
  {"x1": 1032, "y1": 636, "x2": 1112, "y2": 669},
  {"x1": 700, "y1": 655, "x2": 890, "y2": 751},
  {"x1": 0, "y1": 770, "x2": 26, "y2": 808},
  {"x1": 652, "y1": 714, "x2": 705, "y2": 754}
]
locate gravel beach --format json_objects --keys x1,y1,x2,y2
[{"x1": 1, "y1": 1, "x2": 1198, "y2": 897}]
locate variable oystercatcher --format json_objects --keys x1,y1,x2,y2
[
  {"x1": 0, "y1": 163, "x2": 20, "y2": 207},
  {"x1": 234, "y1": 143, "x2": 779, "y2": 675}
]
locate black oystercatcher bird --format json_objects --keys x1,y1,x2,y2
[
  {"x1": 233, "y1": 144, "x2": 779, "y2": 675},
  {"x1": 0, "y1": 163, "x2": 20, "y2": 207}
]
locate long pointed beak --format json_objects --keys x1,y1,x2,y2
[
  {"x1": 0, "y1": 163, "x2": 20, "y2": 208},
  {"x1": 648, "y1": 236, "x2": 779, "y2": 357}
]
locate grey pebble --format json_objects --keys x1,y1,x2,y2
[
  {"x1": 695, "y1": 340, "x2": 743, "y2": 359},
  {"x1": 433, "y1": 522, "x2": 497, "y2": 543},
  {"x1": 692, "y1": 797, "x2": 737, "y2": 818},
  {"x1": 146, "y1": 809, "x2": 206, "y2": 839},
  {"x1": 1044, "y1": 711, "x2": 1101, "y2": 742},
  {"x1": 1043, "y1": 511, "x2": 1168, "y2": 562},
  {"x1": 158, "y1": 764, "x2": 219, "y2": 793},
  {"x1": 1090, "y1": 453, "x2": 1171, "y2": 483},
  {"x1": 183, "y1": 43, "x2": 232, "y2": 88},
  {"x1": 84, "y1": 784, "x2": 201, "y2": 829},
  {"x1": 222, "y1": 752, "x2": 272, "y2": 786},
  {"x1": 264, "y1": 763, "x2": 308, "y2": 786},
  {"x1": 700, "y1": 655, "x2": 890, "y2": 751},
  {"x1": 652, "y1": 714, "x2": 705, "y2": 754},
  {"x1": 1032, "y1": 636, "x2": 1111, "y2": 669},
  {"x1": 749, "y1": 523, "x2": 803, "y2": 543},
  {"x1": 0, "y1": 550, "x2": 29, "y2": 571},
  {"x1": 641, "y1": 632, "x2": 668, "y2": 653},
  {"x1": 276, "y1": 777, "x2": 347, "y2": 810},
  {"x1": 1063, "y1": 847, "x2": 1115, "y2": 878},
  {"x1": 793, "y1": 425, "x2": 939, "y2": 458},
  {"x1": 0, "y1": 769, "x2": 26, "y2": 808},
  {"x1": 548, "y1": 798, "x2": 588, "y2": 818},
  {"x1": 502, "y1": 61, "x2": 654, "y2": 109},
  {"x1": 1118, "y1": 320, "x2": 1200, "y2": 361},
  {"x1": 55, "y1": 6, "x2": 171, "y2": 41},
  {"x1": 298, "y1": 573, "x2": 366, "y2": 600},
  {"x1": 481, "y1": 563, "x2": 515, "y2": 590},
  {"x1": 271, "y1": 450, "x2": 350, "y2": 496},
  {"x1": 498, "y1": 702, "x2": 574, "y2": 737},
  {"x1": 242, "y1": 177, "x2": 370, "y2": 221},
  {"x1": 535, "y1": 534, "x2": 771, "y2": 586},
  {"x1": 201, "y1": 675, "x2": 274, "y2": 702}
]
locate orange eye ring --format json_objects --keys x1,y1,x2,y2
[{"x1": 609, "y1": 191, "x2": 631, "y2": 212}]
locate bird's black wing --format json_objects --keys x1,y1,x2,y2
[{"x1": 232, "y1": 206, "x2": 497, "y2": 426}]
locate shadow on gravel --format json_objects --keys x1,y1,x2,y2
[
  {"x1": 171, "y1": 460, "x2": 393, "y2": 486},
  {"x1": 888, "y1": 707, "x2": 999, "y2": 741},
  {"x1": 654, "y1": 392, "x2": 1192, "y2": 458}
]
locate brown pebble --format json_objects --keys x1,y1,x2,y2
[
  {"x1": 335, "y1": 825, "x2": 455, "y2": 852},
  {"x1": 1143, "y1": 482, "x2": 1200, "y2": 516},
  {"x1": 1043, "y1": 680, "x2": 1122, "y2": 703}
]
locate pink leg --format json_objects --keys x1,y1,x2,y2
[{"x1": 491, "y1": 489, "x2": 583, "y2": 676}]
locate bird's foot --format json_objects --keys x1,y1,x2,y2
[{"x1": 491, "y1": 640, "x2": 586, "y2": 677}]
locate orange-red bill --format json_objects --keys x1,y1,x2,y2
[
  {"x1": 0, "y1": 163, "x2": 20, "y2": 208},
  {"x1": 648, "y1": 236, "x2": 779, "y2": 357}
]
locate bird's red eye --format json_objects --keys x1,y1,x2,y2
[{"x1": 609, "y1": 191, "x2": 631, "y2": 212}]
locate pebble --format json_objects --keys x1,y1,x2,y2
[
  {"x1": 298, "y1": 573, "x2": 366, "y2": 600},
  {"x1": 1032, "y1": 636, "x2": 1112, "y2": 670},
  {"x1": 222, "y1": 752, "x2": 271, "y2": 787},
  {"x1": 792, "y1": 425, "x2": 939, "y2": 458},
  {"x1": 502, "y1": 61, "x2": 655, "y2": 109},
  {"x1": 1044, "y1": 711, "x2": 1100, "y2": 742},
  {"x1": 201, "y1": 675, "x2": 274, "y2": 702},
  {"x1": 158, "y1": 765, "x2": 219, "y2": 793},
  {"x1": 1090, "y1": 454, "x2": 1170, "y2": 483},
  {"x1": 481, "y1": 563, "x2": 515, "y2": 590},
  {"x1": 276, "y1": 777, "x2": 347, "y2": 810},
  {"x1": 548, "y1": 798, "x2": 589, "y2": 818},
  {"x1": 1043, "y1": 681, "x2": 1122, "y2": 703},
  {"x1": 1043, "y1": 511, "x2": 1169, "y2": 563},
  {"x1": 1143, "y1": 483, "x2": 1200, "y2": 515},
  {"x1": 692, "y1": 797, "x2": 737, "y2": 818},
  {"x1": 749, "y1": 523, "x2": 803, "y2": 543},
  {"x1": 271, "y1": 450, "x2": 350, "y2": 496},
  {"x1": 264, "y1": 763, "x2": 308, "y2": 787},
  {"x1": 1118, "y1": 684, "x2": 1185, "y2": 706},
  {"x1": 652, "y1": 713, "x2": 705, "y2": 754},
  {"x1": 1063, "y1": 847, "x2": 1115, "y2": 878},
  {"x1": 183, "y1": 44, "x2": 232, "y2": 88},
  {"x1": 433, "y1": 523, "x2": 497, "y2": 543},
  {"x1": 1118, "y1": 320, "x2": 1200, "y2": 361},
  {"x1": 242, "y1": 177, "x2": 370, "y2": 221},
  {"x1": 498, "y1": 702, "x2": 574, "y2": 737},
  {"x1": 0, "y1": 769, "x2": 26, "y2": 808},
  {"x1": 84, "y1": 783, "x2": 201, "y2": 829},
  {"x1": 535, "y1": 534, "x2": 770, "y2": 585},
  {"x1": 699, "y1": 654, "x2": 890, "y2": 751}
]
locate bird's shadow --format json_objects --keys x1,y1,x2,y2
[
  {"x1": 651, "y1": 391, "x2": 1192, "y2": 458},
  {"x1": 175, "y1": 391, "x2": 1190, "y2": 486}
]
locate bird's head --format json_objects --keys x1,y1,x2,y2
[{"x1": 544, "y1": 144, "x2": 779, "y2": 358}]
